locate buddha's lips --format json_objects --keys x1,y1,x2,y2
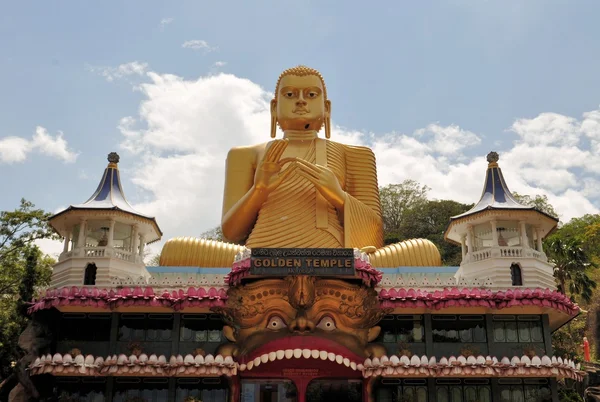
[{"x1": 238, "y1": 336, "x2": 364, "y2": 366}]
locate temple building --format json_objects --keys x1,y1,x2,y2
[{"x1": 16, "y1": 66, "x2": 584, "y2": 402}]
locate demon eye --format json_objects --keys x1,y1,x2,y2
[
  {"x1": 267, "y1": 315, "x2": 287, "y2": 330},
  {"x1": 316, "y1": 316, "x2": 336, "y2": 332}
]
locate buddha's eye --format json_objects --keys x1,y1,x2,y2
[
  {"x1": 316, "y1": 316, "x2": 336, "y2": 331},
  {"x1": 267, "y1": 315, "x2": 287, "y2": 330},
  {"x1": 308, "y1": 91, "x2": 318, "y2": 98},
  {"x1": 284, "y1": 91, "x2": 294, "y2": 98}
]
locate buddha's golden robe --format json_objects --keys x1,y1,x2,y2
[
  {"x1": 160, "y1": 139, "x2": 441, "y2": 268},
  {"x1": 246, "y1": 139, "x2": 383, "y2": 249}
]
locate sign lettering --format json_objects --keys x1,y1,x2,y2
[{"x1": 250, "y1": 248, "x2": 354, "y2": 276}]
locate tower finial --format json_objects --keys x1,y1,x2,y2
[
  {"x1": 487, "y1": 151, "x2": 499, "y2": 165},
  {"x1": 108, "y1": 152, "x2": 120, "y2": 164}
]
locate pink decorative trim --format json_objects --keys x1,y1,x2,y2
[
  {"x1": 28, "y1": 286, "x2": 228, "y2": 313},
  {"x1": 363, "y1": 354, "x2": 585, "y2": 381},
  {"x1": 379, "y1": 287, "x2": 579, "y2": 316},
  {"x1": 226, "y1": 256, "x2": 382, "y2": 287},
  {"x1": 29, "y1": 353, "x2": 236, "y2": 377}
]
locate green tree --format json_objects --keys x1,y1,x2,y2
[
  {"x1": 547, "y1": 237, "x2": 597, "y2": 303},
  {"x1": 379, "y1": 180, "x2": 430, "y2": 244},
  {"x1": 402, "y1": 200, "x2": 473, "y2": 265},
  {"x1": 512, "y1": 192, "x2": 559, "y2": 219},
  {"x1": 200, "y1": 225, "x2": 224, "y2": 241},
  {"x1": 0, "y1": 200, "x2": 56, "y2": 381}
]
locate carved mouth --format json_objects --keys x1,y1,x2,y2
[
  {"x1": 293, "y1": 109, "x2": 309, "y2": 115},
  {"x1": 238, "y1": 336, "x2": 365, "y2": 372}
]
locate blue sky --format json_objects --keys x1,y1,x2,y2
[{"x1": 1, "y1": 1, "x2": 599, "y2": 257}]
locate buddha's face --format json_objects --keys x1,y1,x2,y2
[
  {"x1": 215, "y1": 277, "x2": 386, "y2": 369},
  {"x1": 273, "y1": 74, "x2": 331, "y2": 132}
]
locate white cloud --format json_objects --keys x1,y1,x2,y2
[
  {"x1": 159, "y1": 17, "x2": 174, "y2": 30},
  {"x1": 181, "y1": 40, "x2": 217, "y2": 52},
  {"x1": 0, "y1": 126, "x2": 78, "y2": 164},
  {"x1": 112, "y1": 69, "x2": 599, "y2": 254},
  {"x1": 88, "y1": 61, "x2": 149, "y2": 82},
  {"x1": 213, "y1": 61, "x2": 227, "y2": 67},
  {"x1": 35, "y1": 238, "x2": 64, "y2": 259}
]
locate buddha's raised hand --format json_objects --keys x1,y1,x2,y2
[
  {"x1": 292, "y1": 157, "x2": 345, "y2": 210},
  {"x1": 253, "y1": 139, "x2": 295, "y2": 194}
]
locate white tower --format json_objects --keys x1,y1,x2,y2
[
  {"x1": 48, "y1": 152, "x2": 162, "y2": 287},
  {"x1": 444, "y1": 152, "x2": 558, "y2": 289}
]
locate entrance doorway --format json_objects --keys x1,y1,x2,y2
[
  {"x1": 306, "y1": 379, "x2": 362, "y2": 402},
  {"x1": 241, "y1": 379, "x2": 298, "y2": 402}
]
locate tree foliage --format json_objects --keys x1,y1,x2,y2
[
  {"x1": 379, "y1": 182, "x2": 472, "y2": 266},
  {"x1": 0, "y1": 200, "x2": 55, "y2": 380},
  {"x1": 200, "y1": 226, "x2": 224, "y2": 241},
  {"x1": 512, "y1": 192, "x2": 559, "y2": 219}
]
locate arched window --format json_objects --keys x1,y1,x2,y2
[
  {"x1": 84, "y1": 263, "x2": 97, "y2": 286},
  {"x1": 510, "y1": 263, "x2": 523, "y2": 286}
]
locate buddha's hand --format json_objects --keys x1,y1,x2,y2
[
  {"x1": 254, "y1": 139, "x2": 295, "y2": 193},
  {"x1": 293, "y1": 158, "x2": 345, "y2": 210}
]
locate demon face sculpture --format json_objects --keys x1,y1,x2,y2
[{"x1": 214, "y1": 276, "x2": 388, "y2": 366}]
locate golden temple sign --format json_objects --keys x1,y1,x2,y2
[{"x1": 250, "y1": 248, "x2": 354, "y2": 275}]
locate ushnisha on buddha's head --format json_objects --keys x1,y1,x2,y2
[{"x1": 270, "y1": 65, "x2": 331, "y2": 138}]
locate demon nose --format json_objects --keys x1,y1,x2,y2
[{"x1": 290, "y1": 311, "x2": 315, "y2": 333}]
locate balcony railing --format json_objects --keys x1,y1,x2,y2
[
  {"x1": 465, "y1": 246, "x2": 547, "y2": 265},
  {"x1": 59, "y1": 246, "x2": 140, "y2": 263}
]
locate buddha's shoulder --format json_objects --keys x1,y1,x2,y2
[
  {"x1": 327, "y1": 140, "x2": 375, "y2": 158},
  {"x1": 226, "y1": 143, "x2": 269, "y2": 161}
]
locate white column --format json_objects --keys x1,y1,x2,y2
[
  {"x1": 107, "y1": 218, "x2": 116, "y2": 248},
  {"x1": 466, "y1": 226, "x2": 473, "y2": 256},
  {"x1": 460, "y1": 235, "x2": 466, "y2": 258},
  {"x1": 490, "y1": 220, "x2": 498, "y2": 247},
  {"x1": 131, "y1": 225, "x2": 139, "y2": 254},
  {"x1": 536, "y1": 228, "x2": 543, "y2": 252},
  {"x1": 139, "y1": 234, "x2": 146, "y2": 257},
  {"x1": 77, "y1": 219, "x2": 87, "y2": 249},
  {"x1": 519, "y1": 221, "x2": 529, "y2": 248},
  {"x1": 62, "y1": 233, "x2": 70, "y2": 253}
]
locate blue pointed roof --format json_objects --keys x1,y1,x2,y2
[
  {"x1": 450, "y1": 152, "x2": 558, "y2": 222},
  {"x1": 51, "y1": 153, "x2": 162, "y2": 237}
]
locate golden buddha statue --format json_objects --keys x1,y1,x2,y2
[{"x1": 160, "y1": 66, "x2": 441, "y2": 268}]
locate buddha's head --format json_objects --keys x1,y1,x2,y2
[
  {"x1": 214, "y1": 277, "x2": 387, "y2": 370},
  {"x1": 271, "y1": 65, "x2": 331, "y2": 138}
]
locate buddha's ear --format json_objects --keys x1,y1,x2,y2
[
  {"x1": 270, "y1": 99, "x2": 277, "y2": 116},
  {"x1": 367, "y1": 326, "x2": 381, "y2": 342},
  {"x1": 325, "y1": 99, "x2": 331, "y2": 117},
  {"x1": 222, "y1": 325, "x2": 237, "y2": 342}
]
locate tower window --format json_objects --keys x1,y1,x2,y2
[
  {"x1": 510, "y1": 263, "x2": 523, "y2": 286},
  {"x1": 84, "y1": 263, "x2": 97, "y2": 285}
]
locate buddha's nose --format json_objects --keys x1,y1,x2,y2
[
  {"x1": 289, "y1": 311, "x2": 315, "y2": 333},
  {"x1": 296, "y1": 94, "x2": 307, "y2": 106}
]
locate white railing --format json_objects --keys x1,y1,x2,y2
[
  {"x1": 84, "y1": 247, "x2": 106, "y2": 257},
  {"x1": 465, "y1": 246, "x2": 547, "y2": 264},
  {"x1": 58, "y1": 246, "x2": 140, "y2": 263}
]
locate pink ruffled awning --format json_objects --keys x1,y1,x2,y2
[
  {"x1": 28, "y1": 286, "x2": 228, "y2": 313},
  {"x1": 378, "y1": 287, "x2": 579, "y2": 316}
]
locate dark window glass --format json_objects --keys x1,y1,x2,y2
[
  {"x1": 435, "y1": 379, "x2": 491, "y2": 402},
  {"x1": 375, "y1": 379, "x2": 428, "y2": 402},
  {"x1": 55, "y1": 377, "x2": 106, "y2": 401},
  {"x1": 113, "y1": 378, "x2": 168, "y2": 402},
  {"x1": 57, "y1": 313, "x2": 111, "y2": 342},
  {"x1": 118, "y1": 314, "x2": 172, "y2": 342},
  {"x1": 306, "y1": 379, "x2": 362, "y2": 402},
  {"x1": 175, "y1": 378, "x2": 228, "y2": 402},
  {"x1": 492, "y1": 315, "x2": 544, "y2": 343},
  {"x1": 498, "y1": 379, "x2": 552, "y2": 402},
  {"x1": 377, "y1": 315, "x2": 424, "y2": 344},
  {"x1": 432, "y1": 315, "x2": 486, "y2": 343}
]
